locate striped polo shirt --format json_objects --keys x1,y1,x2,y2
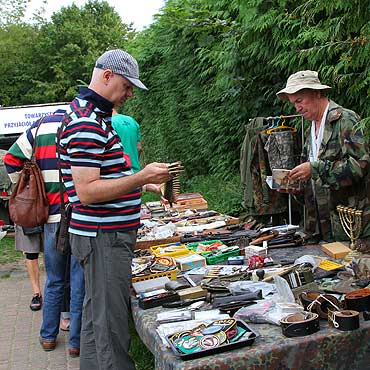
[
  {"x1": 4, "y1": 110, "x2": 68, "y2": 223},
  {"x1": 59, "y1": 87, "x2": 141, "y2": 237}
]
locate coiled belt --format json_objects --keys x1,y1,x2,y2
[
  {"x1": 328, "y1": 310, "x2": 360, "y2": 331},
  {"x1": 299, "y1": 291, "x2": 341, "y2": 319},
  {"x1": 280, "y1": 311, "x2": 320, "y2": 337},
  {"x1": 344, "y1": 288, "x2": 370, "y2": 312}
]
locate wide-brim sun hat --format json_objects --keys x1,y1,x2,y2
[
  {"x1": 276, "y1": 70, "x2": 331, "y2": 100},
  {"x1": 95, "y1": 49, "x2": 148, "y2": 91}
]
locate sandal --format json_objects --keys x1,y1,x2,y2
[{"x1": 30, "y1": 293, "x2": 42, "y2": 311}]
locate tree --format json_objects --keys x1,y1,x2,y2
[
  {"x1": 127, "y1": 0, "x2": 247, "y2": 176},
  {"x1": 0, "y1": 23, "x2": 39, "y2": 106},
  {"x1": 0, "y1": 0, "x2": 28, "y2": 26},
  {"x1": 19, "y1": 0, "x2": 135, "y2": 104},
  {"x1": 126, "y1": 0, "x2": 369, "y2": 178}
]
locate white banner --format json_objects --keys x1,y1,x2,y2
[{"x1": 0, "y1": 103, "x2": 69, "y2": 135}]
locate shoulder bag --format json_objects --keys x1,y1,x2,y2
[
  {"x1": 55, "y1": 123, "x2": 71, "y2": 255},
  {"x1": 8, "y1": 117, "x2": 49, "y2": 228}
]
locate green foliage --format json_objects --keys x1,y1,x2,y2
[
  {"x1": 126, "y1": 0, "x2": 369, "y2": 180},
  {"x1": 182, "y1": 174, "x2": 244, "y2": 216},
  {"x1": 0, "y1": 0, "x2": 135, "y2": 106},
  {"x1": 126, "y1": 1, "x2": 248, "y2": 177},
  {"x1": 24, "y1": 0, "x2": 135, "y2": 104},
  {"x1": 141, "y1": 191, "x2": 161, "y2": 204},
  {"x1": 0, "y1": 23, "x2": 39, "y2": 106}
]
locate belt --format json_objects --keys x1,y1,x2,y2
[
  {"x1": 299, "y1": 291, "x2": 341, "y2": 319},
  {"x1": 328, "y1": 310, "x2": 360, "y2": 331},
  {"x1": 280, "y1": 311, "x2": 320, "y2": 337},
  {"x1": 344, "y1": 288, "x2": 370, "y2": 312}
]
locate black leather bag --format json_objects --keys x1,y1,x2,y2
[
  {"x1": 56, "y1": 203, "x2": 71, "y2": 255},
  {"x1": 55, "y1": 124, "x2": 71, "y2": 256}
]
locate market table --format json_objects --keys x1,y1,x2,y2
[{"x1": 131, "y1": 244, "x2": 370, "y2": 370}]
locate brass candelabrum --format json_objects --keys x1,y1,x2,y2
[{"x1": 336, "y1": 205, "x2": 363, "y2": 259}]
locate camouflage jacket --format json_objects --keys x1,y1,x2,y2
[
  {"x1": 250, "y1": 132, "x2": 288, "y2": 215},
  {"x1": 240, "y1": 117, "x2": 269, "y2": 212},
  {"x1": 302, "y1": 100, "x2": 370, "y2": 241}
]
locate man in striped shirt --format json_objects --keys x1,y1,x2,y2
[
  {"x1": 59, "y1": 49, "x2": 171, "y2": 370},
  {"x1": 4, "y1": 111, "x2": 85, "y2": 356}
]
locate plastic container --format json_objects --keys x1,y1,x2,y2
[
  {"x1": 186, "y1": 240, "x2": 223, "y2": 252},
  {"x1": 150, "y1": 242, "x2": 189, "y2": 257},
  {"x1": 132, "y1": 269, "x2": 178, "y2": 283},
  {"x1": 203, "y1": 247, "x2": 241, "y2": 265}
]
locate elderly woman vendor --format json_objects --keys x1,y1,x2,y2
[{"x1": 276, "y1": 70, "x2": 370, "y2": 243}]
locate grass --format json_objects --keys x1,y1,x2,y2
[
  {"x1": 182, "y1": 173, "x2": 244, "y2": 216},
  {"x1": 129, "y1": 319, "x2": 155, "y2": 370},
  {"x1": 0, "y1": 236, "x2": 23, "y2": 264},
  {"x1": 0, "y1": 234, "x2": 154, "y2": 369}
]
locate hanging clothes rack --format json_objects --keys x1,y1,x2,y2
[
  {"x1": 265, "y1": 114, "x2": 304, "y2": 148},
  {"x1": 246, "y1": 113, "x2": 305, "y2": 226},
  {"x1": 266, "y1": 114, "x2": 304, "y2": 226}
]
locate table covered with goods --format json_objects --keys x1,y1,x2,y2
[{"x1": 130, "y1": 193, "x2": 370, "y2": 370}]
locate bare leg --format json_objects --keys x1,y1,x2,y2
[
  {"x1": 15, "y1": 226, "x2": 43, "y2": 310},
  {"x1": 26, "y1": 258, "x2": 41, "y2": 295},
  {"x1": 27, "y1": 257, "x2": 43, "y2": 311}
]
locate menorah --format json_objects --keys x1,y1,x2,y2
[{"x1": 336, "y1": 205, "x2": 363, "y2": 259}]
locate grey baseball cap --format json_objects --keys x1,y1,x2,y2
[
  {"x1": 95, "y1": 49, "x2": 148, "y2": 90},
  {"x1": 276, "y1": 70, "x2": 331, "y2": 100}
]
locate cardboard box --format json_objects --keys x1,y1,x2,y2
[
  {"x1": 132, "y1": 277, "x2": 171, "y2": 295},
  {"x1": 177, "y1": 286, "x2": 207, "y2": 300},
  {"x1": 175, "y1": 252, "x2": 206, "y2": 272},
  {"x1": 321, "y1": 242, "x2": 351, "y2": 259}
]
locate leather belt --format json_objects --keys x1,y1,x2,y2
[
  {"x1": 328, "y1": 310, "x2": 360, "y2": 331},
  {"x1": 299, "y1": 291, "x2": 341, "y2": 319},
  {"x1": 344, "y1": 288, "x2": 370, "y2": 312},
  {"x1": 280, "y1": 312, "x2": 320, "y2": 337}
]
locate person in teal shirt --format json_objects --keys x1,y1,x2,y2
[{"x1": 112, "y1": 108, "x2": 142, "y2": 172}]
